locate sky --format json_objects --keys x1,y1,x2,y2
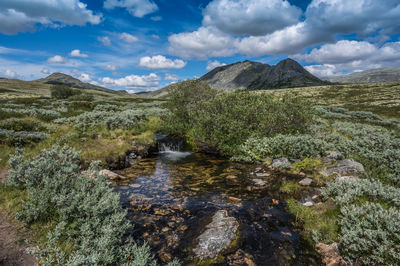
[{"x1": 0, "y1": 0, "x2": 399, "y2": 92}]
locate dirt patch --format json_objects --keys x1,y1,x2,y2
[{"x1": 0, "y1": 169, "x2": 37, "y2": 266}]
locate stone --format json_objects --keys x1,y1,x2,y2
[
  {"x1": 99, "y1": 169, "x2": 127, "y2": 180},
  {"x1": 228, "y1": 196, "x2": 242, "y2": 203},
  {"x1": 226, "y1": 175, "x2": 238, "y2": 180},
  {"x1": 299, "y1": 178, "x2": 313, "y2": 186},
  {"x1": 193, "y1": 210, "x2": 239, "y2": 261},
  {"x1": 302, "y1": 200, "x2": 314, "y2": 207},
  {"x1": 315, "y1": 242, "x2": 348, "y2": 266},
  {"x1": 129, "y1": 183, "x2": 141, "y2": 188},
  {"x1": 271, "y1": 158, "x2": 290, "y2": 168},
  {"x1": 252, "y1": 178, "x2": 267, "y2": 186},
  {"x1": 322, "y1": 159, "x2": 364, "y2": 176},
  {"x1": 311, "y1": 194, "x2": 319, "y2": 201},
  {"x1": 255, "y1": 172, "x2": 270, "y2": 177},
  {"x1": 325, "y1": 150, "x2": 344, "y2": 160}
]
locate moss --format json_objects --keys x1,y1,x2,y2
[{"x1": 280, "y1": 181, "x2": 301, "y2": 194}]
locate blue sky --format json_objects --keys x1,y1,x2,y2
[{"x1": 0, "y1": 0, "x2": 399, "y2": 92}]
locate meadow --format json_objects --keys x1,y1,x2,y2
[{"x1": 1, "y1": 80, "x2": 399, "y2": 265}]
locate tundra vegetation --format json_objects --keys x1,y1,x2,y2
[{"x1": 1, "y1": 80, "x2": 400, "y2": 264}]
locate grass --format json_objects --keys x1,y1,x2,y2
[{"x1": 257, "y1": 82, "x2": 400, "y2": 117}]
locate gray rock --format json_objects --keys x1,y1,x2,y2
[
  {"x1": 193, "y1": 210, "x2": 239, "y2": 260},
  {"x1": 255, "y1": 172, "x2": 270, "y2": 177},
  {"x1": 252, "y1": 178, "x2": 267, "y2": 186},
  {"x1": 322, "y1": 159, "x2": 365, "y2": 176},
  {"x1": 302, "y1": 200, "x2": 314, "y2": 207},
  {"x1": 299, "y1": 178, "x2": 313, "y2": 186},
  {"x1": 271, "y1": 158, "x2": 290, "y2": 168},
  {"x1": 99, "y1": 169, "x2": 127, "y2": 180},
  {"x1": 325, "y1": 150, "x2": 343, "y2": 160},
  {"x1": 336, "y1": 176, "x2": 359, "y2": 181}
]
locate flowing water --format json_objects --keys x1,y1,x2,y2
[{"x1": 115, "y1": 140, "x2": 320, "y2": 265}]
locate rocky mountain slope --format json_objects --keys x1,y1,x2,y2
[
  {"x1": 37, "y1": 72, "x2": 125, "y2": 94},
  {"x1": 324, "y1": 68, "x2": 400, "y2": 84},
  {"x1": 200, "y1": 58, "x2": 328, "y2": 91}
]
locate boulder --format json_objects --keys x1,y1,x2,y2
[
  {"x1": 271, "y1": 158, "x2": 290, "y2": 168},
  {"x1": 336, "y1": 176, "x2": 358, "y2": 182},
  {"x1": 193, "y1": 210, "x2": 239, "y2": 261},
  {"x1": 322, "y1": 159, "x2": 364, "y2": 176},
  {"x1": 315, "y1": 242, "x2": 348, "y2": 266},
  {"x1": 299, "y1": 178, "x2": 313, "y2": 186}
]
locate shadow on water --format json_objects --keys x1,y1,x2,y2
[{"x1": 115, "y1": 150, "x2": 321, "y2": 265}]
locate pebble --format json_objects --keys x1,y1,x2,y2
[
  {"x1": 252, "y1": 178, "x2": 267, "y2": 186},
  {"x1": 255, "y1": 172, "x2": 270, "y2": 177}
]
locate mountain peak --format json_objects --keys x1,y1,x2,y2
[{"x1": 200, "y1": 58, "x2": 328, "y2": 91}]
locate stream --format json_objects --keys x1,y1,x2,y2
[{"x1": 115, "y1": 139, "x2": 320, "y2": 265}]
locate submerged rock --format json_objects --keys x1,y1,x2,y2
[
  {"x1": 99, "y1": 169, "x2": 128, "y2": 180},
  {"x1": 252, "y1": 178, "x2": 267, "y2": 186},
  {"x1": 271, "y1": 158, "x2": 290, "y2": 168},
  {"x1": 193, "y1": 210, "x2": 239, "y2": 261}
]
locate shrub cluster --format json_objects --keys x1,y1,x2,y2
[
  {"x1": 7, "y1": 146, "x2": 180, "y2": 265},
  {"x1": 1, "y1": 107, "x2": 61, "y2": 120},
  {"x1": 164, "y1": 80, "x2": 313, "y2": 155}
]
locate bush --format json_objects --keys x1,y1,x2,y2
[
  {"x1": 7, "y1": 146, "x2": 178, "y2": 265},
  {"x1": 233, "y1": 134, "x2": 329, "y2": 162},
  {"x1": 51, "y1": 85, "x2": 75, "y2": 99},
  {"x1": 164, "y1": 81, "x2": 313, "y2": 155}
]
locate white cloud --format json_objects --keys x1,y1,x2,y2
[
  {"x1": 0, "y1": 0, "x2": 102, "y2": 35},
  {"x1": 203, "y1": 0, "x2": 302, "y2": 36},
  {"x1": 300, "y1": 40, "x2": 400, "y2": 76},
  {"x1": 104, "y1": 0, "x2": 158, "y2": 18},
  {"x1": 139, "y1": 55, "x2": 186, "y2": 70},
  {"x1": 206, "y1": 60, "x2": 227, "y2": 71},
  {"x1": 103, "y1": 64, "x2": 118, "y2": 71},
  {"x1": 118, "y1": 32, "x2": 138, "y2": 43},
  {"x1": 150, "y1": 16, "x2": 162, "y2": 21},
  {"x1": 98, "y1": 36, "x2": 111, "y2": 46},
  {"x1": 99, "y1": 73, "x2": 161, "y2": 89},
  {"x1": 168, "y1": 27, "x2": 236, "y2": 59},
  {"x1": 151, "y1": 34, "x2": 160, "y2": 39},
  {"x1": 47, "y1": 55, "x2": 67, "y2": 64},
  {"x1": 69, "y1": 49, "x2": 88, "y2": 58},
  {"x1": 0, "y1": 69, "x2": 18, "y2": 78},
  {"x1": 78, "y1": 73, "x2": 92, "y2": 83},
  {"x1": 41, "y1": 68, "x2": 51, "y2": 74},
  {"x1": 165, "y1": 73, "x2": 179, "y2": 81}
]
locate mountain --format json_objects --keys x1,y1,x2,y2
[
  {"x1": 200, "y1": 58, "x2": 328, "y2": 91},
  {"x1": 37, "y1": 72, "x2": 126, "y2": 94},
  {"x1": 324, "y1": 68, "x2": 400, "y2": 84}
]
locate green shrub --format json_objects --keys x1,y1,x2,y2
[
  {"x1": 233, "y1": 134, "x2": 328, "y2": 162},
  {"x1": 0, "y1": 118, "x2": 49, "y2": 132},
  {"x1": 339, "y1": 203, "x2": 400, "y2": 265},
  {"x1": 7, "y1": 146, "x2": 177, "y2": 265},
  {"x1": 51, "y1": 85, "x2": 75, "y2": 99},
  {"x1": 68, "y1": 93, "x2": 94, "y2": 102},
  {"x1": 164, "y1": 81, "x2": 313, "y2": 155}
]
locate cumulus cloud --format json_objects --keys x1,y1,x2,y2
[
  {"x1": 0, "y1": 0, "x2": 102, "y2": 35},
  {"x1": 119, "y1": 32, "x2": 138, "y2": 43},
  {"x1": 165, "y1": 73, "x2": 179, "y2": 81},
  {"x1": 139, "y1": 55, "x2": 186, "y2": 69},
  {"x1": 203, "y1": 0, "x2": 302, "y2": 36},
  {"x1": 99, "y1": 73, "x2": 161, "y2": 90},
  {"x1": 168, "y1": 27, "x2": 236, "y2": 59},
  {"x1": 300, "y1": 40, "x2": 400, "y2": 76},
  {"x1": 104, "y1": 0, "x2": 158, "y2": 18},
  {"x1": 98, "y1": 36, "x2": 111, "y2": 46},
  {"x1": 69, "y1": 49, "x2": 88, "y2": 58},
  {"x1": 151, "y1": 34, "x2": 160, "y2": 39},
  {"x1": 47, "y1": 55, "x2": 67, "y2": 64},
  {"x1": 206, "y1": 60, "x2": 227, "y2": 71},
  {"x1": 41, "y1": 68, "x2": 51, "y2": 74},
  {"x1": 103, "y1": 64, "x2": 118, "y2": 71}
]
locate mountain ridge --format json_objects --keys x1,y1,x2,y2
[{"x1": 323, "y1": 68, "x2": 400, "y2": 84}]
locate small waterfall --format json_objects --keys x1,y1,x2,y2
[
  {"x1": 155, "y1": 134, "x2": 192, "y2": 160},
  {"x1": 158, "y1": 140, "x2": 182, "y2": 152}
]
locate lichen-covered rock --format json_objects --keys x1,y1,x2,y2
[
  {"x1": 193, "y1": 210, "x2": 239, "y2": 261},
  {"x1": 322, "y1": 159, "x2": 365, "y2": 176},
  {"x1": 99, "y1": 169, "x2": 128, "y2": 180},
  {"x1": 299, "y1": 178, "x2": 313, "y2": 186},
  {"x1": 271, "y1": 158, "x2": 290, "y2": 168}
]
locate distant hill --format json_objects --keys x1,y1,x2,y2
[
  {"x1": 200, "y1": 58, "x2": 328, "y2": 91},
  {"x1": 138, "y1": 58, "x2": 328, "y2": 98},
  {"x1": 324, "y1": 68, "x2": 400, "y2": 84},
  {"x1": 37, "y1": 72, "x2": 126, "y2": 94}
]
